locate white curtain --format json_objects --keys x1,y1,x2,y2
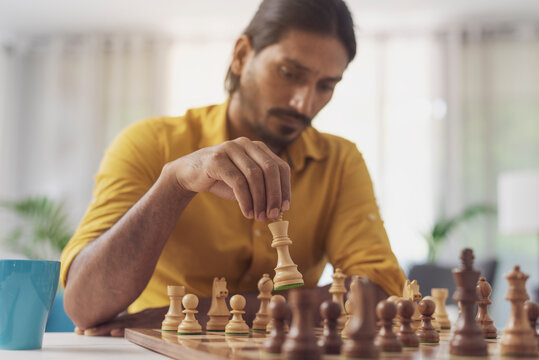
[
  {"x1": 448, "y1": 25, "x2": 539, "y2": 325},
  {"x1": 0, "y1": 35, "x2": 173, "y2": 237},
  {"x1": 317, "y1": 33, "x2": 446, "y2": 267}
]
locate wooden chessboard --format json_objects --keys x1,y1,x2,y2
[{"x1": 125, "y1": 328, "x2": 508, "y2": 360}]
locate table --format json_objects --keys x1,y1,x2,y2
[{"x1": 0, "y1": 332, "x2": 166, "y2": 359}]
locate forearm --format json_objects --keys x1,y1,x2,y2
[{"x1": 64, "y1": 164, "x2": 196, "y2": 329}]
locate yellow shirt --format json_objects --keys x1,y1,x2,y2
[{"x1": 60, "y1": 101, "x2": 406, "y2": 313}]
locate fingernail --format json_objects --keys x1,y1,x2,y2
[
  {"x1": 268, "y1": 208, "x2": 279, "y2": 219},
  {"x1": 258, "y1": 211, "x2": 266, "y2": 221},
  {"x1": 247, "y1": 210, "x2": 254, "y2": 219},
  {"x1": 282, "y1": 200, "x2": 290, "y2": 211}
]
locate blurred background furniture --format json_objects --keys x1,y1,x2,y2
[{"x1": 408, "y1": 258, "x2": 497, "y2": 304}]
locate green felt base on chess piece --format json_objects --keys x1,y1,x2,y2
[
  {"x1": 225, "y1": 332, "x2": 249, "y2": 335},
  {"x1": 177, "y1": 332, "x2": 202, "y2": 335},
  {"x1": 251, "y1": 328, "x2": 267, "y2": 332},
  {"x1": 274, "y1": 283, "x2": 303, "y2": 291},
  {"x1": 206, "y1": 329, "x2": 225, "y2": 332},
  {"x1": 162, "y1": 329, "x2": 176, "y2": 332}
]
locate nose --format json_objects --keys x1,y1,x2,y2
[{"x1": 288, "y1": 85, "x2": 314, "y2": 117}]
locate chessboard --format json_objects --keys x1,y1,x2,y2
[
  {"x1": 125, "y1": 328, "x2": 505, "y2": 360},
  {"x1": 125, "y1": 244, "x2": 538, "y2": 359}
]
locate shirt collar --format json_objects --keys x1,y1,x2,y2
[
  {"x1": 284, "y1": 126, "x2": 328, "y2": 172},
  {"x1": 199, "y1": 100, "x2": 329, "y2": 172}
]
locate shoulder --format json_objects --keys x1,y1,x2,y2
[
  {"x1": 113, "y1": 103, "x2": 223, "y2": 152},
  {"x1": 307, "y1": 127, "x2": 364, "y2": 161}
]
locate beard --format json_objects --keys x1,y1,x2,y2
[{"x1": 235, "y1": 76, "x2": 312, "y2": 152}]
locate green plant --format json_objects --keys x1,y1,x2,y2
[
  {"x1": 0, "y1": 196, "x2": 72, "y2": 260},
  {"x1": 424, "y1": 204, "x2": 496, "y2": 263}
]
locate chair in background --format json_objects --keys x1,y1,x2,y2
[{"x1": 407, "y1": 259, "x2": 498, "y2": 304}]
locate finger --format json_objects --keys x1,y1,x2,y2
[
  {"x1": 224, "y1": 141, "x2": 267, "y2": 221},
  {"x1": 238, "y1": 141, "x2": 282, "y2": 219},
  {"x1": 110, "y1": 328, "x2": 125, "y2": 337},
  {"x1": 74, "y1": 326, "x2": 84, "y2": 335},
  {"x1": 254, "y1": 141, "x2": 291, "y2": 212},
  {"x1": 208, "y1": 181, "x2": 236, "y2": 200},
  {"x1": 84, "y1": 326, "x2": 112, "y2": 336},
  {"x1": 207, "y1": 154, "x2": 253, "y2": 219}
]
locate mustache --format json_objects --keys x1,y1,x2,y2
[{"x1": 267, "y1": 108, "x2": 312, "y2": 126}]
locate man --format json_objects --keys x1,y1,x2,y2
[{"x1": 62, "y1": 0, "x2": 406, "y2": 336}]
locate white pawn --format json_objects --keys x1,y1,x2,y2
[
  {"x1": 225, "y1": 295, "x2": 250, "y2": 335},
  {"x1": 177, "y1": 294, "x2": 202, "y2": 335}
]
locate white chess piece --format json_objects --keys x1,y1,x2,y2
[
  {"x1": 225, "y1": 295, "x2": 250, "y2": 335},
  {"x1": 177, "y1": 294, "x2": 202, "y2": 334}
]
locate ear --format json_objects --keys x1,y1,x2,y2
[{"x1": 231, "y1": 35, "x2": 252, "y2": 76}]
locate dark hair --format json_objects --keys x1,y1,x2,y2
[{"x1": 225, "y1": 0, "x2": 356, "y2": 95}]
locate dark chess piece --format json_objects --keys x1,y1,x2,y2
[
  {"x1": 524, "y1": 301, "x2": 538, "y2": 347},
  {"x1": 374, "y1": 299, "x2": 402, "y2": 352},
  {"x1": 500, "y1": 266, "x2": 538, "y2": 357},
  {"x1": 476, "y1": 277, "x2": 498, "y2": 339},
  {"x1": 341, "y1": 276, "x2": 380, "y2": 359},
  {"x1": 416, "y1": 299, "x2": 439, "y2": 343},
  {"x1": 264, "y1": 299, "x2": 289, "y2": 354},
  {"x1": 317, "y1": 300, "x2": 343, "y2": 354},
  {"x1": 282, "y1": 289, "x2": 321, "y2": 360},
  {"x1": 449, "y1": 248, "x2": 488, "y2": 356},
  {"x1": 396, "y1": 299, "x2": 419, "y2": 347}
]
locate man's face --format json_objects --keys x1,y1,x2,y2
[{"x1": 234, "y1": 29, "x2": 349, "y2": 150}]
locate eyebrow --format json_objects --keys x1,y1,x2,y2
[{"x1": 283, "y1": 57, "x2": 342, "y2": 82}]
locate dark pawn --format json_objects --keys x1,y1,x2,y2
[
  {"x1": 318, "y1": 300, "x2": 343, "y2": 354},
  {"x1": 341, "y1": 276, "x2": 380, "y2": 359},
  {"x1": 416, "y1": 299, "x2": 440, "y2": 343},
  {"x1": 524, "y1": 301, "x2": 538, "y2": 346},
  {"x1": 476, "y1": 277, "x2": 498, "y2": 339},
  {"x1": 396, "y1": 299, "x2": 419, "y2": 347},
  {"x1": 374, "y1": 299, "x2": 402, "y2": 352},
  {"x1": 264, "y1": 300, "x2": 289, "y2": 354},
  {"x1": 282, "y1": 289, "x2": 321, "y2": 360},
  {"x1": 449, "y1": 248, "x2": 488, "y2": 356}
]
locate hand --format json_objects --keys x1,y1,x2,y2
[
  {"x1": 167, "y1": 137, "x2": 291, "y2": 222},
  {"x1": 75, "y1": 307, "x2": 168, "y2": 337}
]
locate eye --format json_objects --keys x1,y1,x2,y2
[
  {"x1": 279, "y1": 66, "x2": 295, "y2": 79},
  {"x1": 318, "y1": 82, "x2": 335, "y2": 92}
]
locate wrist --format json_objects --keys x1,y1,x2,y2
[{"x1": 160, "y1": 162, "x2": 197, "y2": 201}]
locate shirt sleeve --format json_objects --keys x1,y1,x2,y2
[
  {"x1": 325, "y1": 145, "x2": 406, "y2": 296},
  {"x1": 60, "y1": 119, "x2": 165, "y2": 288}
]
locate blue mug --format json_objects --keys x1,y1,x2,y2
[{"x1": 0, "y1": 259, "x2": 60, "y2": 350}]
